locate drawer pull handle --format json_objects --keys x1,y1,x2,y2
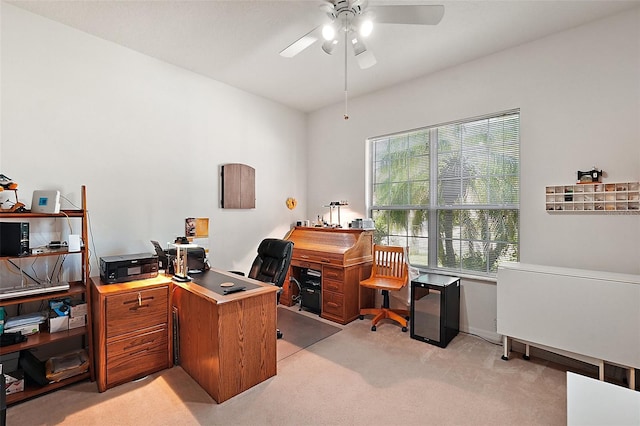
[
  {"x1": 127, "y1": 348, "x2": 151, "y2": 357},
  {"x1": 123, "y1": 295, "x2": 155, "y2": 307},
  {"x1": 327, "y1": 273, "x2": 338, "y2": 278},
  {"x1": 327, "y1": 302, "x2": 339, "y2": 308},
  {"x1": 124, "y1": 338, "x2": 156, "y2": 351},
  {"x1": 321, "y1": 259, "x2": 330, "y2": 263},
  {"x1": 301, "y1": 255, "x2": 309, "y2": 259}
]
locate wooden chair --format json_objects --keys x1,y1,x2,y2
[{"x1": 359, "y1": 244, "x2": 409, "y2": 332}]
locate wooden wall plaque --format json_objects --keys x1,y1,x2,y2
[{"x1": 221, "y1": 163, "x2": 255, "y2": 209}]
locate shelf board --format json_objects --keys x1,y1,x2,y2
[
  {"x1": 0, "y1": 326, "x2": 88, "y2": 355},
  {"x1": 0, "y1": 248, "x2": 84, "y2": 260},
  {"x1": 0, "y1": 281, "x2": 86, "y2": 307},
  {"x1": 0, "y1": 209, "x2": 84, "y2": 219},
  {"x1": 6, "y1": 371, "x2": 91, "y2": 405}
]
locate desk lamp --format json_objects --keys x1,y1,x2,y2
[
  {"x1": 324, "y1": 201, "x2": 348, "y2": 227},
  {"x1": 171, "y1": 242, "x2": 198, "y2": 282}
]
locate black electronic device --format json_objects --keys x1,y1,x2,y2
[
  {"x1": 0, "y1": 222, "x2": 30, "y2": 257},
  {"x1": 99, "y1": 253, "x2": 158, "y2": 284},
  {"x1": 150, "y1": 240, "x2": 207, "y2": 273},
  {"x1": 223, "y1": 286, "x2": 246, "y2": 295},
  {"x1": 299, "y1": 268, "x2": 321, "y2": 314},
  {"x1": 168, "y1": 246, "x2": 206, "y2": 273}
]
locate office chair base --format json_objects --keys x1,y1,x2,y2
[{"x1": 360, "y1": 307, "x2": 409, "y2": 332}]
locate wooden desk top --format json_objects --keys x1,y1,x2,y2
[
  {"x1": 173, "y1": 268, "x2": 278, "y2": 304},
  {"x1": 91, "y1": 275, "x2": 172, "y2": 295}
]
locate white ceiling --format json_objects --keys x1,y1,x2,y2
[{"x1": 7, "y1": 0, "x2": 640, "y2": 113}]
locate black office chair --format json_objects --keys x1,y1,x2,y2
[{"x1": 233, "y1": 238, "x2": 293, "y2": 339}]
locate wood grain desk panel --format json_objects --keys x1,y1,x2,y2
[
  {"x1": 91, "y1": 275, "x2": 173, "y2": 392},
  {"x1": 173, "y1": 269, "x2": 278, "y2": 403}
]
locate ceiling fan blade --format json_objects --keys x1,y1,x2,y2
[
  {"x1": 369, "y1": 5, "x2": 444, "y2": 25},
  {"x1": 280, "y1": 26, "x2": 320, "y2": 58}
]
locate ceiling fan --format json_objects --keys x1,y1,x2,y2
[
  {"x1": 280, "y1": 1, "x2": 444, "y2": 119},
  {"x1": 280, "y1": 0, "x2": 445, "y2": 70}
]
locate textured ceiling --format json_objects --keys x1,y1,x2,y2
[{"x1": 8, "y1": 0, "x2": 640, "y2": 112}]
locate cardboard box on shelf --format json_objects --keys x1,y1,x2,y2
[
  {"x1": 68, "y1": 301, "x2": 87, "y2": 318},
  {"x1": 3, "y1": 323, "x2": 40, "y2": 336},
  {"x1": 5, "y1": 370, "x2": 24, "y2": 395},
  {"x1": 48, "y1": 313, "x2": 69, "y2": 333},
  {"x1": 68, "y1": 315, "x2": 86, "y2": 330}
]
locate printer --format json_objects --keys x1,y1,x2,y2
[{"x1": 99, "y1": 253, "x2": 158, "y2": 284}]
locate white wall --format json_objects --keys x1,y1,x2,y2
[
  {"x1": 0, "y1": 3, "x2": 307, "y2": 275},
  {"x1": 307, "y1": 9, "x2": 640, "y2": 340},
  {"x1": 2, "y1": 3, "x2": 638, "y2": 341}
]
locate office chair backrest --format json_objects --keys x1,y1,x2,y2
[
  {"x1": 370, "y1": 244, "x2": 408, "y2": 282},
  {"x1": 248, "y1": 238, "x2": 293, "y2": 288}
]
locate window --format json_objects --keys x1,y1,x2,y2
[{"x1": 369, "y1": 110, "x2": 519, "y2": 277}]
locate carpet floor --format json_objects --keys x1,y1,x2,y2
[
  {"x1": 277, "y1": 307, "x2": 341, "y2": 361},
  {"x1": 7, "y1": 305, "x2": 591, "y2": 425}
]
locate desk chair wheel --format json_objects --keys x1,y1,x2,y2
[
  {"x1": 371, "y1": 325, "x2": 377, "y2": 331},
  {"x1": 359, "y1": 315, "x2": 364, "y2": 320},
  {"x1": 277, "y1": 329, "x2": 283, "y2": 339},
  {"x1": 402, "y1": 326, "x2": 407, "y2": 332}
]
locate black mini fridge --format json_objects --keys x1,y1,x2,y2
[{"x1": 410, "y1": 274, "x2": 460, "y2": 348}]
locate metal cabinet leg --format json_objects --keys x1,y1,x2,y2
[
  {"x1": 501, "y1": 335, "x2": 510, "y2": 360},
  {"x1": 523, "y1": 344, "x2": 531, "y2": 360},
  {"x1": 599, "y1": 360, "x2": 605, "y2": 381}
]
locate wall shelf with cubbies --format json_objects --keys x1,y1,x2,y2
[{"x1": 545, "y1": 182, "x2": 640, "y2": 213}]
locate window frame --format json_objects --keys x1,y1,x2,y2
[{"x1": 367, "y1": 110, "x2": 520, "y2": 278}]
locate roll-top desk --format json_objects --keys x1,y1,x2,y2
[{"x1": 282, "y1": 227, "x2": 374, "y2": 324}]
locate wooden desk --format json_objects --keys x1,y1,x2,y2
[
  {"x1": 172, "y1": 268, "x2": 278, "y2": 403},
  {"x1": 282, "y1": 227, "x2": 374, "y2": 324}
]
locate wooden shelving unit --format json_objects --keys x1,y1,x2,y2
[
  {"x1": 0, "y1": 185, "x2": 93, "y2": 405},
  {"x1": 545, "y1": 181, "x2": 640, "y2": 213}
]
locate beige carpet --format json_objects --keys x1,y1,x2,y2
[
  {"x1": 277, "y1": 307, "x2": 341, "y2": 361},
  {"x1": 7, "y1": 306, "x2": 589, "y2": 425}
]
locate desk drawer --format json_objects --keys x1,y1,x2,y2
[
  {"x1": 106, "y1": 286, "x2": 168, "y2": 338},
  {"x1": 323, "y1": 278, "x2": 344, "y2": 294},
  {"x1": 322, "y1": 291, "x2": 345, "y2": 318},
  {"x1": 106, "y1": 326, "x2": 169, "y2": 386},
  {"x1": 322, "y1": 266, "x2": 344, "y2": 282},
  {"x1": 293, "y1": 249, "x2": 343, "y2": 266},
  {"x1": 290, "y1": 259, "x2": 321, "y2": 270}
]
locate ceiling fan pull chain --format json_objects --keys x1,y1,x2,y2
[{"x1": 344, "y1": 26, "x2": 349, "y2": 120}]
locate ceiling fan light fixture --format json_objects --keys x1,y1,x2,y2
[
  {"x1": 350, "y1": 35, "x2": 366, "y2": 56},
  {"x1": 322, "y1": 24, "x2": 336, "y2": 41},
  {"x1": 359, "y1": 19, "x2": 373, "y2": 37},
  {"x1": 322, "y1": 39, "x2": 338, "y2": 55}
]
